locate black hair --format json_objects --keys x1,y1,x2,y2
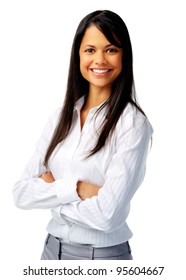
[{"x1": 44, "y1": 10, "x2": 145, "y2": 166}]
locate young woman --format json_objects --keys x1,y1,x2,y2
[{"x1": 13, "y1": 10, "x2": 153, "y2": 260}]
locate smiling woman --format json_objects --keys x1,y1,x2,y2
[
  {"x1": 79, "y1": 24, "x2": 123, "y2": 128},
  {"x1": 12, "y1": 10, "x2": 153, "y2": 260},
  {"x1": 79, "y1": 25, "x2": 123, "y2": 96}
]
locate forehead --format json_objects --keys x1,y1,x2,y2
[{"x1": 80, "y1": 25, "x2": 110, "y2": 46}]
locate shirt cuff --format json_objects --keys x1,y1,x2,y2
[{"x1": 52, "y1": 178, "x2": 81, "y2": 204}]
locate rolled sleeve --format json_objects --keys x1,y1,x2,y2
[{"x1": 54, "y1": 178, "x2": 81, "y2": 204}]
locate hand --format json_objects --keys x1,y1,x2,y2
[
  {"x1": 77, "y1": 181, "x2": 101, "y2": 200},
  {"x1": 39, "y1": 172, "x2": 55, "y2": 183}
]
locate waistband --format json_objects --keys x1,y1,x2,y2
[{"x1": 46, "y1": 234, "x2": 131, "y2": 258}]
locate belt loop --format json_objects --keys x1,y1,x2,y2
[
  {"x1": 45, "y1": 234, "x2": 50, "y2": 245},
  {"x1": 127, "y1": 241, "x2": 132, "y2": 254},
  {"x1": 89, "y1": 246, "x2": 94, "y2": 260},
  {"x1": 58, "y1": 240, "x2": 62, "y2": 260}
]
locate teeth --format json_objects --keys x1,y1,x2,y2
[{"x1": 92, "y1": 69, "x2": 109, "y2": 73}]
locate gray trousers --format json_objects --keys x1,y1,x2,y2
[{"x1": 41, "y1": 234, "x2": 133, "y2": 260}]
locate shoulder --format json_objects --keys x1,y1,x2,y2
[
  {"x1": 48, "y1": 107, "x2": 61, "y2": 126},
  {"x1": 41, "y1": 108, "x2": 61, "y2": 139},
  {"x1": 115, "y1": 103, "x2": 153, "y2": 138}
]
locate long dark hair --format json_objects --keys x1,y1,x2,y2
[{"x1": 44, "y1": 10, "x2": 145, "y2": 166}]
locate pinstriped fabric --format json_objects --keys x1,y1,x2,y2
[{"x1": 13, "y1": 96, "x2": 153, "y2": 248}]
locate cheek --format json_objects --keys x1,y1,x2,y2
[
  {"x1": 79, "y1": 58, "x2": 90, "y2": 79},
  {"x1": 112, "y1": 55, "x2": 123, "y2": 69},
  {"x1": 80, "y1": 55, "x2": 91, "y2": 69}
]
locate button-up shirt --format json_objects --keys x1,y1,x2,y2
[{"x1": 13, "y1": 96, "x2": 153, "y2": 247}]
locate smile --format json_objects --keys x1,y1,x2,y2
[{"x1": 91, "y1": 69, "x2": 111, "y2": 74}]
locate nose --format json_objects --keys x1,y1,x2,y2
[{"x1": 94, "y1": 51, "x2": 107, "y2": 65}]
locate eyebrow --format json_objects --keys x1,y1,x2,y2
[{"x1": 83, "y1": 44, "x2": 114, "y2": 48}]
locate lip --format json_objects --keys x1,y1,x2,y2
[{"x1": 90, "y1": 68, "x2": 112, "y2": 75}]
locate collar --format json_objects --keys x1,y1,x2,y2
[
  {"x1": 74, "y1": 96, "x2": 85, "y2": 112},
  {"x1": 74, "y1": 95, "x2": 109, "y2": 114}
]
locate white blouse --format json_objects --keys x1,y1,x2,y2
[{"x1": 13, "y1": 96, "x2": 153, "y2": 247}]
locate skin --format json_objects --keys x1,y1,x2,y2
[
  {"x1": 40, "y1": 25, "x2": 123, "y2": 200},
  {"x1": 79, "y1": 25, "x2": 123, "y2": 128}
]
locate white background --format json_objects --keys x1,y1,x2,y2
[{"x1": 0, "y1": 0, "x2": 185, "y2": 278}]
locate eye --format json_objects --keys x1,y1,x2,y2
[
  {"x1": 85, "y1": 48, "x2": 95, "y2": 53},
  {"x1": 106, "y1": 48, "x2": 118, "y2": 53}
]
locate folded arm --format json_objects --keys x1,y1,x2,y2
[
  {"x1": 39, "y1": 172, "x2": 100, "y2": 199},
  {"x1": 53, "y1": 116, "x2": 153, "y2": 232},
  {"x1": 12, "y1": 109, "x2": 81, "y2": 210}
]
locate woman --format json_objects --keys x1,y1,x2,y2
[{"x1": 13, "y1": 10, "x2": 153, "y2": 260}]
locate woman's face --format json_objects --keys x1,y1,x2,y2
[{"x1": 79, "y1": 25, "x2": 123, "y2": 93}]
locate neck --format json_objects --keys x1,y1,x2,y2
[{"x1": 84, "y1": 87, "x2": 111, "y2": 110}]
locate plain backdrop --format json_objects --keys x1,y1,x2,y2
[{"x1": 0, "y1": 0, "x2": 185, "y2": 278}]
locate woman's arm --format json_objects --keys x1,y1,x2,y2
[
  {"x1": 39, "y1": 172, "x2": 55, "y2": 183},
  {"x1": 54, "y1": 115, "x2": 153, "y2": 232},
  {"x1": 39, "y1": 172, "x2": 101, "y2": 199},
  {"x1": 77, "y1": 181, "x2": 101, "y2": 199},
  {"x1": 12, "y1": 109, "x2": 80, "y2": 210}
]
